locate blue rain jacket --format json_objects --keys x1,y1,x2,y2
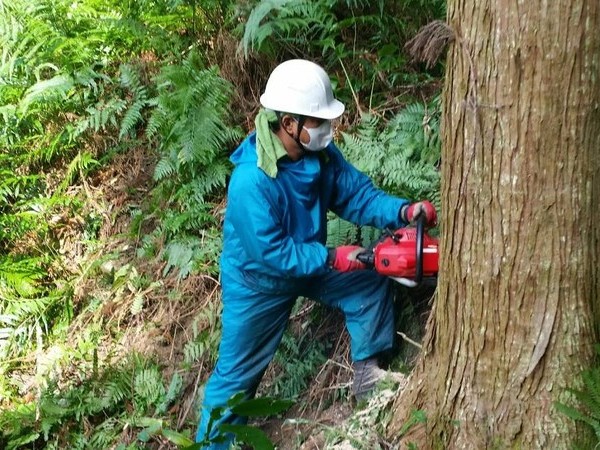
[{"x1": 220, "y1": 132, "x2": 408, "y2": 289}]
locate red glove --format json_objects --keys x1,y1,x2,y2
[
  {"x1": 330, "y1": 245, "x2": 367, "y2": 272},
  {"x1": 402, "y1": 201, "x2": 437, "y2": 226}
]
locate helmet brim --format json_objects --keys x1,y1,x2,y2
[
  {"x1": 314, "y1": 99, "x2": 345, "y2": 120},
  {"x1": 260, "y1": 96, "x2": 345, "y2": 120}
]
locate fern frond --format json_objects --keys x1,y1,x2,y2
[
  {"x1": 241, "y1": 0, "x2": 335, "y2": 56},
  {"x1": 326, "y1": 216, "x2": 360, "y2": 247},
  {"x1": 241, "y1": 0, "x2": 295, "y2": 54},
  {"x1": 119, "y1": 100, "x2": 144, "y2": 138},
  {"x1": 154, "y1": 154, "x2": 177, "y2": 181},
  {"x1": 102, "y1": 374, "x2": 131, "y2": 409},
  {"x1": 76, "y1": 98, "x2": 128, "y2": 135},
  {"x1": 134, "y1": 367, "x2": 166, "y2": 409},
  {"x1": 118, "y1": 64, "x2": 149, "y2": 138},
  {"x1": 57, "y1": 151, "x2": 99, "y2": 192},
  {"x1": 0, "y1": 257, "x2": 44, "y2": 297},
  {"x1": 19, "y1": 74, "x2": 74, "y2": 112},
  {"x1": 130, "y1": 294, "x2": 144, "y2": 316},
  {"x1": 183, "y1": 334, "x2": 209, "y2": 365},
  {"x1": 156, "y1": 373, "x2": 183, "y2": 415},
  {"x1": 341, "y1": 100, "x2": 441, "y2": 203},
  {"x1": 161, "y1": 238, "x2": 198, "y2": 279}
]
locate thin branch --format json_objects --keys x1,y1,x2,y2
[{"x1": 397, "y1": 331, "x2": 422, "y2": 349}]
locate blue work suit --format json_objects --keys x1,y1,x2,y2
[{"x1": 196, "y1": 133, "x2": 408, "y2": 448}]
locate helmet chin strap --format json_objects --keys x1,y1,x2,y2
[
  {"x1": 277, "y1": 112, "x2": 307, "y2": 152},
  {"x1": 293, "y1": 115, "x2": 307, "y2": 151}
]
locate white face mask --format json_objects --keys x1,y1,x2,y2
[{"x1": 299, "y1": 120, "x2": 333, "y2": 151}]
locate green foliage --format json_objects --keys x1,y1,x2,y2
[
  {"x1": 268, "y1": 331, "x2": 328, "y2": 400},
  {"x1": 118, "y1": 64, "x2": 152, "y2": 138},
  {"x1": 0, "y1": 0, "x2": 161, "y2": 258},
  {"x1": 326, "y1": 214, "x2": 382, "y2": 248},
  {"x1": 0, "y1": 354, "x2": 184, "y2": 450},
  {"x1": 0, "y1": 1, "x2": 241, "y2": 447},
  {"x1": 157, "y1": 228, "x2": 223, "y2": 278},
  {"x1": 57, "y1": 151, "x2": 100, "y2": 192},
  {"x1": 341, "y1": 98, "x2": 441, "y2": 205},
  {"x1": 140, "y1": 51, "x2": 242, "y2": 276},
  {"x1": 194, "y1": 393, "x2": 293, "y2": 450},
  {"x1": 183, "y1": 306, "x2": 222, "y2": 367},
  {"x1": 239, "y1": 0, "x2": 446, "y2": 116},
  {"x1": 241, "y1": 1, "x2": 336, "y2": 56},
  {"x1": 0, "y1": 256, "x2": 72, "y2": 372},
  {"x1": 555, "y1": 346, "x2": 600, "y2": 447},
  {"x1": 148, "y1": 53, "x2": 241, "y2": 190}
]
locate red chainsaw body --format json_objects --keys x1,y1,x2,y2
[{"x1": 372, "y1": 228, "x2": 439, "y2": 278}]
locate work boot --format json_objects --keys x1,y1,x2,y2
[{"x1": 351, "y1": 357, "x2": 407, "y2": 401}]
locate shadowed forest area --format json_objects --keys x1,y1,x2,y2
[{"x1": 2, "y1": 1, "x2": 600, "y2": 449}]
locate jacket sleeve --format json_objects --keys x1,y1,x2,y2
[
  {"x1": 227, "y1": 167, "x2": 330, "y2": 278},
  {"x1": 327, "y1": 146, "x2": 409, "y2": 229}
]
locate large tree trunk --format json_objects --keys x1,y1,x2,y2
[{"x1": 388, "y1": 1, "x2": 600, "y2": 448}]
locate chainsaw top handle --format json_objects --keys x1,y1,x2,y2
[{"x1": 415, "y1": 213, "x2": 425, "y2": 284}]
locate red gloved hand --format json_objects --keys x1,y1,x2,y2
[
  {"x1": 402, "y1": 201, "x2": 437, "y2": 227},
  {"x1": 330, "y1": 245, "x2": 367, "y2": 272}
]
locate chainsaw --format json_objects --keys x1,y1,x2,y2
[{"x1": 357, "y1": 214, "x2": 439, "y2": 287}]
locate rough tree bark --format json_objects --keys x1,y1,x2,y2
[{"x1": 388, "y1": 1, "x2": 600, "y2": 448}]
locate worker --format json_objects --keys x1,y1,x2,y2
[{"x1": 195, "y1": 59, "x2": 437, "y2": 448}]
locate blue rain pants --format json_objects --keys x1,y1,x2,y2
[{"x1": 195, "y1": 268, "x2": 394, "y2": 448}]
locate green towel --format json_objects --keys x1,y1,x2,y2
[{"x1": 255, "y1": 109, "x2": 288, "y2": 178}]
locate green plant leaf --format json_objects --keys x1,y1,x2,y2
[
  {"x1": 218, "y1": 424, "x2": 274, "y2": 450},
  {"x1": 230, "y1": 398, "x2": 294, "y2": 417},
  {"x1": 162, "y1": 428, "x2": 195, "y2": 446},
  {"x1": 182, "y1": 444, "x2": 203, "y2": 450}
]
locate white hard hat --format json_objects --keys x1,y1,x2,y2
[{"x1": 260, "y1": 59, "x2": 345, "y2": 120}]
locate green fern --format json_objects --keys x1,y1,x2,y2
[
  {"x1": 555, "y1": 348, "x2": 600, "y2": 445},
  {"x1": 241, "y1": 0, "x2": 336, "y2": 56},
  {"x1": 57, "y1": 151, "x2": 100, "y2": 192},
  {"x1": 135, "y1": 367, "x2": 167, "y2": 409},
  {"x1": 268, "y1": 326, "x2": 327, "y2": 400},
  {"x1": 0, "y1": 353, "x2": 186, "y2": 449},
  {"x1": 147, "y1": 54, "x2": 242, "y2": 182},
  {"x1": 143, "y1": 51, "x2": 242, "y2": 277},
  {"x1": 0, "y1": 257, "x2": 43, "y2": 296},
  {"x1": 153, "y1": 153, "x2": 177, "y2": 180},
  {"x1": 118, "y1": 64, "x2": 150, "y2": 139},
  {"x1": 326, "y1": 215, "x2": 360, "y2": 247},
  {"x1": 156, "y1": 373, "x2": 183, "y2": 415},
  {"x1": 130, "y1": 294, "x2": 144, "y2": 315},
  {"x1": 240, "y1": 0, "x2": 445, "y2": 112},
  {"x1": 183, "y1": 308, "x2": 222, "y2": 366},
  {"x1": 19, "y1": 74, "x2": 74, "y2": 112},
  {"x1": 75, "y1": 98, "x2": 128, "y2": 135},
  {"x1": 341, "y1": 98, "x2": 441, "y2": 205},
  {"x1": 0, "y1": 257, "x2": 71, "y2": 365}
]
